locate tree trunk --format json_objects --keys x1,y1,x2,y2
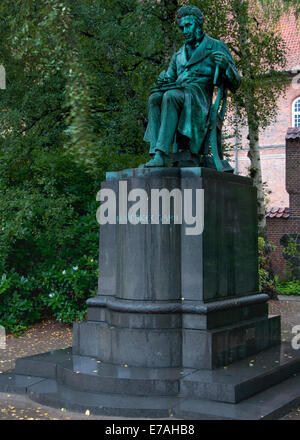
[
  {"x1": 233, "y1": 0, "x2": 277, "y2": 298},
  {"x1": 245, "y1": 98, "x2": 277, "y2": 298},
  {"x1": 233, "y1": 0, "x2": 267, "y2": 238},
  {"x1": 246, "y1": 106, "x2": 267, "y2": 239}
]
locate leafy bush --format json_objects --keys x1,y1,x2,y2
[
  {"x1": 274, "y1": 237, "x2": 300, "y2": 295},
  {"x1": 39, "y1": 256, "x2": 98, "y2": 324},
  {"x1": 282, "y1": 237, "x2": 300, "y2": 280},
  {"x1": 0, "y1": 155, "x2": 100, "y2": 335},
  {"x1": 275, "y1": 279, "x2": 300, "y2": 296},
  {"x1": 0, "y1": 272, "x2": 43, "y2": 334},
  {"x1": 258, "y1": 237, "x2": 276, "y2": 297},
  {"x1": 0, "y1": 256, "x2": 98, "y2": 335}
]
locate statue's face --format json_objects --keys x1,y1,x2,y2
[{"x1": 178, "y1": 15, "x2": 201, "y2": 44}]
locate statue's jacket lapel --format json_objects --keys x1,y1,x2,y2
[{"x1": 185, "y1": 34, "x2": 214, "y2": 68}]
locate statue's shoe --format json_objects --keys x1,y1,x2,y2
[{"x1": 143, "y1": 153, "x2": 168, "y2": 167}]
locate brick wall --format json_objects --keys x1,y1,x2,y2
[
  {"x1": 228, "y1": 147, "x2": 289, "y2": 207},
  {"x1": 267, "y1": 217, "x2": 300, "y2": 279},
  {"x1": 227, "y1": 81, "x2": 299, "y2": 208},
  {"x1": 259, "y1": 83, "x2": 300, "y2": 147},
  {"x1": 226, "y1": 80, "x2": 299, "y2": 149},
  {"x1": 286, "y1": 134, "x2": 300, "y2": 216},
  {"x1": 266, "y1": 130, "x2": 300, "y2": 279}
]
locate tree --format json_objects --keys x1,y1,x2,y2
[
  {"x1": 0, "y1": 1, "x2": 100, "y2": 332},
  {"x1": 63, "y1": 0, "x2": 183, "y2": 170}
]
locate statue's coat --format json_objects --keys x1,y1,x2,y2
[{"x1": 144, "y1": 33, "x2": 241, "y2": 154}]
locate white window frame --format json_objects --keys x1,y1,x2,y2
[{"x1": 292, "y1": 96, "x2": 300, "y2": 127}]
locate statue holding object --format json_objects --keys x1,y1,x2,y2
[{"x1": 143, "y1": 5, "x2": 241, "y2": 172}]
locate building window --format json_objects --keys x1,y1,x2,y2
[{"x1": 293, "y1": 97, "x2": 300, "y2": 127}]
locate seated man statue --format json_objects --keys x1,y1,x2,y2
[{"x1": 143, "y1": 5, "x2": 241, "y2": 168}]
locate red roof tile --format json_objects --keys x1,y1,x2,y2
[
  {"x1": 266, "y1": 206, "x2": 290, "y2": 218},
  {"x1": 286, "y1": 127, "x2": 300, "y2": 139},
  {"x1": 279, "y1": 13, "x2": 300, "y2": 71}
]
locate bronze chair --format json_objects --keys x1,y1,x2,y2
[{"x1": 171, "y1": 71, "x2": 233, "y2": 173}]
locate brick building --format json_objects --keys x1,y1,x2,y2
[
  {"x1": 227, "y1": 14, "x2": 300, "y2": 279},
  {"x1": 266, "y1": 128, "x2": 300, "y2": 279}
]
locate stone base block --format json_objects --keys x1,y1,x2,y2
[
  {"x1": 73, "y1": 314, "x2": 281, "y2": 369},
  {"x1": 183, "y1": 315, "x2": 281, "y2": 369},
  {"x1": 73, "y1": 321, "x2": 182, "y2": 368}
]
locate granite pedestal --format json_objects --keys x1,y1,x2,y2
[
  {"x1": 74, "y1": 167, "x2": 280, "y2": 369},
  {"x1": 1, "y1": 167, "x2": 299, "y2": 419}
]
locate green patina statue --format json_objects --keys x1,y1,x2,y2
[{"x1": 143, "y1": 5, "x2": 241, "y2": 171}]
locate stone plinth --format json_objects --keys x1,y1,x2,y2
[{"x1": 73, "y1": 167, "x2": 280, "y2": 369}]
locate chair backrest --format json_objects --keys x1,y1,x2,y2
[{"x1": 209, "y1": 82, "x2": 229, "y2": 172}]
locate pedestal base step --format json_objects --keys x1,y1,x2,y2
[
  {"x1": 0, "y1": 371, "x2": 299, "y2": 420},
  {"x1": 0, "y1": 342, "x2": 297, "y2": 419}
]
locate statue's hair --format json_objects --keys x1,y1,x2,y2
[{"x1": 177, "y1": 5, "x2": 204, "y2": 26}]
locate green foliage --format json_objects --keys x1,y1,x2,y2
[
  {"x1": 259, "y1": 236, "x2": 300, "y2": 297},
  {"x1": 0, "y1": 271, "x2": 43, "y2": 334},
  {"x1": 0, "y1": 153, "x2": 100, "y2": 333},
  {"x1": 0, "y1": 1, "x2": 179, "y2": 334},
  {"x1": 258, "y1": 237, "x2": 276, "y2": 295},
  {"x1": 40, "y1": 256, "x2": 98, "y2": 324},
  {"x1": 274, "y1": 238, "x2": 300, "y2": 295},
  {"x1": 0, "y1": 256, "x2": 98, "y2": 334},
  {"x1": 275, "y1": 279, "x2": 300, "y2": 296},
  {"x1": 283, "y1": 238, "x2": 300, "y2": 280},
  {"x1": 63, "y1": 0, "x2": 182, "y2": 168}
]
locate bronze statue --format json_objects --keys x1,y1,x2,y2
[{"x1": 143, "y1": 5, "x2": 241, "y2": 171}]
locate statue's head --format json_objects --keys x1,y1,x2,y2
[{"x1": 177, "y1": 5, "x2": 204, "y2": 44}]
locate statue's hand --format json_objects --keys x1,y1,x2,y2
[
  {"x1": 212, "y1": 51, "x2": 229, "y2": 71},
  {"x1": 156, "y1": 70, "x2": 171, "y2": 86}
]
